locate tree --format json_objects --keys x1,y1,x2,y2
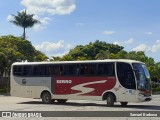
[
  {"x1": 0, "y1": 35, "x2": 47, "y2": 76},
  {"x1": 0, "y1": 52, "x2": 7, "y2": 76},
  {"x1": 95, "y1": 50, "x2": 110, "y2": 60},
  {"x1": 117, "y1": 50, "x2": 128, "y2": 59},
  {"x1": 10, "y1": 10, "x2": 40, "y2": 39},
  {"x1": 60, "y1": 40, "x2": 124, "y2": 61}
]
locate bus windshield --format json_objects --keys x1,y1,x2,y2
[{"x1": 132, "y1": 63, "x2": 151, "y2": 91}]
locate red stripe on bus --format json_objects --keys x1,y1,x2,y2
[{"x1": 54, "y1": 76, "x2": 116, "y2": 96}]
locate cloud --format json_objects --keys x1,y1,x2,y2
[
  {"x1": 33, "y1": 15, "x2": 52, "y2": 31},
  {"x1": 7, "y1": 15, "x2": 14, "y2": 21},
  {"x1": 132, "y1": 44, "x2": 151, "y2": 52},
  {"x1": 21, "y1": 0, "x2": 76, "y2": 15},
  {"x1": 34, "y1": 40, "x2": 73, "y2": 57},
  {"x1": 113, "y1": 38, "x2": 134, "y2": 45},
  {"x1": 113, "y1": 41, "x2": 121, "y2": 45},
  {"x1": 102, "y1": 30, "x2": 115, "y2": 35},
  {"x1": 132, "y1": 40, "x2": 160, "y2": 53},
  {"x1": 152, "y1": 40, "x2": 160, "y2": 52},
  {"x1": 145, "y1": 32, "x2": 153, "y2": 35},
  {"x1": 124, "y1": 38, "x2": 134, "y2": 44},
  {"x1": 16, "y1": 0, "x2": 76, "y2": 31}
]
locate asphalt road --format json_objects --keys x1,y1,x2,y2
[{"x1": 0, "y1": 95, "x2": 160, "y2": 120}]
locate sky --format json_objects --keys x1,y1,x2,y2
[{"x1": 0, "y1": 0, "x2": 160, "y2": 62}]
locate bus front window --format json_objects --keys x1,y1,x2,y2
[{"x1": 132, "y1": 63, "x2": 151, "y2": 91}]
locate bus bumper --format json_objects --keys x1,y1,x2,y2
[{"x1": 138, "y1": 96, "x2": 152, "y2": 102}]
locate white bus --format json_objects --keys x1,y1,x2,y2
[{"x1": 10, "y1": 59, "x2": 152, "y2": 106}]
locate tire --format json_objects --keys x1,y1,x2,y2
[
  {"x1": 120, "y1": 102, "x2": 128, "y2": 107},
  {"x1": 106, "y1": 94, "x2": 115, "y2": 107},
  {"x1": 57, "y1": 99, "x2": 67, "y2": 104},
  {"x1": 41, "y1": 92, "x2": 51, "y2": 104}
]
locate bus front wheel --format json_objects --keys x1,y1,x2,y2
[
  {"x1": 106, "y1": 94, "x2": 115, "y2": 107},
  {"x1": 41, "y1": 92, "x2": 51, "y2": 104}
]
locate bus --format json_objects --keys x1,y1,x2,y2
[{"x1": 10, "y1": 59, "x2": 152, "y2": 106}]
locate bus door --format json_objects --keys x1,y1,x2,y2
[
  {"x1": 125, "y1": 72, "x2": 136, "y2": 102},
  {"x1": 116, "y1": 62, "x2": 136, "y2": 102}
]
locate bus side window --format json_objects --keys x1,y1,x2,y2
[
  {"x1": 63, "y1": 64, "x2": 78, "y2": 76},
  {"x1": 13, "y1": 66, "x2": 23, "y2": 76},
  {"x1": 80, "y1": 64, "x2": 96, "y2": 76},
  {"x1": 33, "y1": 65, "x2": 46, "y2": 76},
  {"x1": 23, "y1": 66, "x2": 33, "y2": 76},
  {"x1": 98, "y1": 63, "x2": 115, "y2": 76},
  {"x1": 47, "y1": 65, "x2": 62, "y2": 76}
]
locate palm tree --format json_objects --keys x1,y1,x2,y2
[{"x1": 10, "y1": 10, "x2": 40, "y2": 39}]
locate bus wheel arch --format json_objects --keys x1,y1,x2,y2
[
  {"x1": 41, "y1": 90, "x2": 52, "y2": 104},
  {"x1": 102, "y1": 92, "x2": 116, "y2": 107}
]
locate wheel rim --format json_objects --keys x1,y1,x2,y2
[
  {"x1": 106, "y1": 94, "x2": 114, "y2": 106},
  {"x1": 107, "y1": 96, "x2": 111, "y2": 104},
  {"x1": 45, "y1": 95, "x2": 49, "y2": 102},
  {"x1": 42, "y1": 93, "x2": 51, "y2": 103}
]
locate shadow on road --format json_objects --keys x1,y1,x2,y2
[{"x1": 18, "y1": 101, "x2": 160, "y2": 110}]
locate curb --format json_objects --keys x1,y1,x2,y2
[{"x1": 0, "y1": 93, "x2": 11, "y2": 96}]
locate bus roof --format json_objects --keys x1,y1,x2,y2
[{"x1": 12, "y1": 59, "x2": 144, "y2": 66}]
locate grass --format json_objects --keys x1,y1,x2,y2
[
  {"x1": 152, "y1": 87, "x2": 160, "y2": 94},
  {"x1": 0, "y1": 88, "x2": 10, "y2": 93}
]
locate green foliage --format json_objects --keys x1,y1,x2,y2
[
  {"x1": 117, "y1": 50, "x2": 128, "y2": 59},
  {"x1": 52, "y1": 56, "x2": 62, "y2": 61},
  {"x1": 152, "y1": 87, "x2": 160, "y2": 94},
  {"x1": 0, "y1": 35, "x2": 47, "y2": 76},
  {"x1": 0, "y1": 88, "x2": 10, "y2": 93},
  {"x1": 95, "y1": 50, "x2": 110, "y2": 60},
  {"x1": 60, "y1": 40, "x2": 124, "y2": 61},
  {"x1": 0, "y1": 52, "x2": 7, "y2": 76}
]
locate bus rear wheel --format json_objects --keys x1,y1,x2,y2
[
  {"x1": 106, "y1": 94, "x2": 115, "y2": 107},
  {"x1": 41, "y1": 92, "x2": 51, "y2": 104},
  {"x1": 57, "y1": 99, "x2": 67, "y2": 103}
]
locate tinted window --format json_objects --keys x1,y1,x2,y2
[
  {"x1": 47, "y1": 65, "x2": 62, "y2": 76},
  {"x1": 98, "y1": 63, "x2": 115, "y2": 76},
  {"x1": 80, "y1": 64, "x2": 96, "y2": 75},
  {"x1": 63, "y1": 64, "x2": 78, "y2": 76},
  {"x1": 13, "y1": 66, "x2": 23, "y2": 76},
  {"x1": 117, "y1": 62, "x2": 136, "y2": 89},
  {"x1": 33, "y1": 65, "x2": 46, "y2": 76},
  {"x1": 23, "y1": 65, "x2": 33, "y2": 76}
]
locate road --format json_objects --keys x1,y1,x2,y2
[{"x1": 0, "y1": 95, "x2": 160, "y2": 120}]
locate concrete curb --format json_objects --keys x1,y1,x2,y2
[{"x1": 0, "y1": 93, "x2": 11, "y2": 96}]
